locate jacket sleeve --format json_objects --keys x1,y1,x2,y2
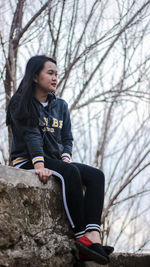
[
  {"x1": 61, "y1": 102, "x2": 73, "y2": 159},
  {"x1": 11, "y1": 114, "x2": 44, "y2": 165}
]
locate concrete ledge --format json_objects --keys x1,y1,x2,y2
[
  {"x1": 109, "y1": 253, "x2": 150, "y2": 267},
  {"x1": 0, "y1": 165, "x2": 150, "y2": 266},
  {"x1": 0, "y1": 165, "x2": 76, "y2": 267},
  {"x1": 75, "y1": 253, "x2": 150, "y2": 267}
]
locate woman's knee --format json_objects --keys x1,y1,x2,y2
[
  {"x1": 65, "y1": 163, "x2": 81, "y2": 183},
  {"x1": 92, "y1": 168, "x2": 105, "y2": 186},
  {"x1": 98, "y1": 169, "x2": 105, "y2": 185}
]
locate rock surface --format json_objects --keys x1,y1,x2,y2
[
  {"x1": 76, "y1": 253, "x2": 150, "y2": 267},
  {"x1": 0, "y1": 165, "x2": 150, "y2": 267},
  {"x1": 0, "y1": 165, "x2": 76, "y2": 267}
]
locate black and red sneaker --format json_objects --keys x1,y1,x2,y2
[
  {"x1": 103, "y1": 245, "x2": 114, "y2": 255},
  {"x1": 79, "y1": 244, "x2": 114, "y2": 261},
  {"x1": 76, "y1": 236, "x2": 110, "y2": 265}
]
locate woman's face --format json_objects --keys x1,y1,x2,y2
[{"x1": 35, "y1": 61, "x2": 58, "y2": 93}]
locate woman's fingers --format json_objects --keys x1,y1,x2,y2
[
  {"x1": 48, "y1": 169, "x2": 52, "y2": 176},
  {"x1": 35, "y1": 168, "x2": 52, "y2": 184},
  {"x1": 42, "y1": 175, "x2": 48, "y2": 184},
  {"x1": 62, "y1": 158, "x2": 70, "y2": 163}
]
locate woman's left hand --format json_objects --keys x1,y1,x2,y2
[{"x1": 62, "y1": 158, "x2": 70, "y2": 163}]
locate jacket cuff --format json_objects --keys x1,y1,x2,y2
[
  {"x1": 32, "y1": 156, "x2": 44, "y2": 165},
  {"x1": 61, "y1": 153, "x2": 71, "y2": 161}
]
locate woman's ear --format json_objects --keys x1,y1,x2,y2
[{"x1": 33, "y1": 74, "x2": 38, "y2": 83}]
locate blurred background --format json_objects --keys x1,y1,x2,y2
[{"x1": 0, "y1": 0, "x2": 150, "y2": 253}]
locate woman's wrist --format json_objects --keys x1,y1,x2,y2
[
  {"x1": 34, "y1": 162, "x2": 45, "y2": 169},
  {"x1": 61, "y1": 153, "x2": 71, "y2": 163},
  {"x1": 61, "y1": 153, "x2": 71, "y2": 161},
  {"x1": 32, "y1": 156, "x2": 44, "y2": 165}
]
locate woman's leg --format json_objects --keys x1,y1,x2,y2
[
  {"x1": 69, "y1": 163, "x2": 110, "y2": 264},
  {"x1": 19, "y1": 158, "x2": 86, "y2": 237},
  {"x1": 71, "y1": 162, "x2": 105, "y2": 238}
]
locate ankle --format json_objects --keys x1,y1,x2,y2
[{"x1": 85, "y1": 231, "x2": 101, "y2": 244}]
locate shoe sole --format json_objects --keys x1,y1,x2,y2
[
  {"x1": 103, "y1": 246, "x2": 114, "y2": 255},
  {"x1": 76, "y1": 241, "x2": 109, "y2": 265}
]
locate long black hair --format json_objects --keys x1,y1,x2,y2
[{"x1": 6, "y1": 55, "x2": 57, "y2": 126}]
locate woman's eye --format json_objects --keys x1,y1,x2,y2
[{"x1": 47, "y1": 72, "x2": 57, "y2": 77}]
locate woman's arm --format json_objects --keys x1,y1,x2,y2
[
  {"x1": 11, "y1": 113, "x2": 52, "y2": 183},
  {"x1": 12, "y1": 119, "x2": 44, "y2": 164}
]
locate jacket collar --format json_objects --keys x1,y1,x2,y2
[
  {"x1": 47, "y1": 92, "x2": 56, "y2": 102},
  {"x1": 33, "y1": 92, "x2": 56, "y2": 106}
]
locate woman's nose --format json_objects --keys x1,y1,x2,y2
[{"x1": 52, "y1": 75, "x2": 57, "y2": 80}]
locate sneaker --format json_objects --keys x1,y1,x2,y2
[
  {"x1": 79, "y1": 245, "x2": 114, "y2": 261},
  {"x1": 76, "y1": 236, "x2": 109, "y2": 265}
]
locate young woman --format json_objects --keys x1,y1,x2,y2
[{"x1": 6, "y1": 55, "x2": 113, "y2": 265}]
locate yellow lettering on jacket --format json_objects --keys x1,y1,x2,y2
[
  {"x1": 59, "y1": 120, "x2": 63, "y2": 128},
  {"x1": 43, "y1": 117, "x2": 48, "y2": 126},
  {"x1": 52, "y1": 118, "x2": 58, "y2": 127},
  {"x1": 43, "y1": 127, "x2": 55, "y2": 133}
]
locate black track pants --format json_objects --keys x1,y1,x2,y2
[{"x1": 19, "y1": 157, "x2": 105, "y2": 238}]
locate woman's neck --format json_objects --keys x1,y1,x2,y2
[{"x1": 34, "y1": 88, "x2": 48, "y2": 103}]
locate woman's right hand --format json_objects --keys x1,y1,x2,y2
[{"x1": 34, "y1": 162, "x2": 52, "y2": 184}]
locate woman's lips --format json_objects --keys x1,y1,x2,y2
[{"x1": 51, "y1": 83, "x2": 56, "y2": 87}]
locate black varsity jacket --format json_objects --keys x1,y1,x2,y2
[{"x1": 10, "y1": 93, "x2": 73, "y2": 166}]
